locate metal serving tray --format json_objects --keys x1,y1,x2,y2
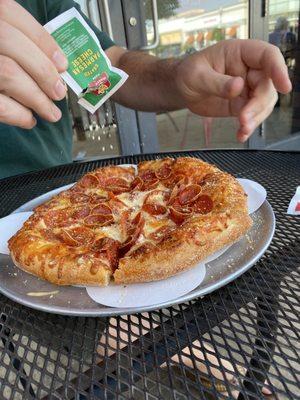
[{"x1": 0, "y1": 179, "x2": 275, "y2": 317}]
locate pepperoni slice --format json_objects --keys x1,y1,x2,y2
[
  {"x1": 131, "y1": 211, "x2": 143, "y2": 228},
  {"x1": 178, "y1": 184, "x2": 202, "y2": 205},
  {"x1": 140, "y1": 170, "x2": 156, "y2": 182},
  {"x1": 78, "y1": 174, "x2": 100, "y2": 188},
  {"x1": 169, "y1": 207, "x2": 192, "y2": 225},
  {"x1": 131, "y1": 176, "x2": 144, "y2": 191},
  {"x1": 163, "y1": 191, "x2": 171, "y2": 203},
  {"x1": 92, "y1": 237, "x2": 111, "y2": 251},
  {"x1": 130, "y1": 242, "x2": 156, "y2": 256},
  {"x1": 120, "y1": 210, "x2": 131, "y2": 239},
  {"x1": 105, "y1": 177, "x2": 129, "y2": 187},
  {"x1": 108, "y1": 186, "x2": 131, "y2": 194},
  {"x1": 171, "y1": 198, "x2": 192, "y2": 213},
  {"x1": 119, "y1": 236, "x2": 138, "y2": 257},
  {"x1": 143, "y1": 203, "x2": 167, "y2": 216},
  {"x1": 107, "y1": 241, "x2": 120, "y2": 271},
  {"x1": 41, "y1": 229, "x2": 59, "y2": 242},
  {"x1": 193, "y1": 195, "x2": 213, "y2": 214},
  {"x1": 161, "y1": 174, "x2": 176, "y2": 188},
  {"x1": 43, "y1": 209, "x2": 73, "y2": 228},
  {"x1": 156, "y1": 165, "x2": 172, "y2": 180},
  {"x1": 92, "y1": 203, "x2": 112, "y2": 215},
  {"x1": 104, "y1": 177, "x2": 131, "y2": 194},
  {"x1": 72, "y1": 206, "x2": 90, "y2": 219},
  {"x1": 149, "y1": 226, "x2": 173, "y2": 241},
  {"x1": 70, "y1": 193, "x2": 90, "y2": 204},
  {"x1": 168, "y1": 184, "x2": 179, "y2": 205},
  {"x1": 84, "y1": 214, "x2": 113, "y2": 227},
  {"x1": 57, "y1": 227, "x2": 94, "y2": 246},
  {"x1": 120, "y1": 214, "x2": 145, "y2": 256},
  {"x1": 143, "y1": 179, "x2": 159, "y2": 190},
  {"x1": 92, "y1": 237, "x2": 120, "y2": 271},
  {"x1": 108, "y1": 192, "x2": 127, "y2": 206},
  {"x1": 89, "y1": 194, "x2": 107, "y2": 204}
]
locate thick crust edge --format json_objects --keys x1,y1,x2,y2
[
  {"x1": 10, "y1": 252, "x2": 111, "y2": 286},
  {"x1": 114, "y1": 214, "x2": 252, "y2": 284}
]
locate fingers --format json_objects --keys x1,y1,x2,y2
[
  {"x1": 240, "y1": 39, "x2": 292, "y2": 94},
  {"x1": 0, "y1": 93, "x2": 36, "y2": 129},
  {"x1": 0, "y1": 20, "x2": 67, "y2": 102},
  {"x1": 0, "y1": 56, "x2": 62, "y2": 122},
  {"x1": 237, "y1": 77, "x2": 278, "y2": 142},
  {"x1": 0, "y1": 0, "x2": 68, "y2": 72},
  {"x1": 195, "y1": 64, "x2": 245, "y2": 99}
]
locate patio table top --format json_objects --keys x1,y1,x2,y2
[{"x1": 0, "y1": 150, "x2": 299, "y2": 400}]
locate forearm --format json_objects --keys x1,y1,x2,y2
[{"x1": 110, "y1": 49, "x2": 185, "y2": 111}]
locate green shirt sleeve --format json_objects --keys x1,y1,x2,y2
[{"x1": 46, "y1": 0, "x2": 115, "y2": 50}]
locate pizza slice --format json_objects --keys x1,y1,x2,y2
[{"x1": 114, "y1": 158, "x2": 252, "y2": 283}]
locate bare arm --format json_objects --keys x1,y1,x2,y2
[
  {"x1": 106, "y1": 46, "x2": 184, "y2": 111},
  {"x1": 106, "y1": 41, "x2": 291, "y2": 142}
]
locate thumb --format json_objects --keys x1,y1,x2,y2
[{"x1": 200, "y1": 68, "x2": 244, "y2": 99}]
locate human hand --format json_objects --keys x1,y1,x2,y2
[
  {"x1": 176, "y1": 39, "x2": 292, "y2": 142},
  {"x1": 0, "y1": 0, "x2": 68, "y2": 128}
]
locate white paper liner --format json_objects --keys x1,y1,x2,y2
[
  {"x1": 86, "y1": 263, "x2": 206, "y2": 308},
  {"x1": 287, "y1": 186, "x2": 300, "y2": 215},
  {"x1": 1, "y1": 174, "x2": 268, "y2": 309},
  {"x1": 204, "y1": 245, "x2": 231, "y2": 264},
  {"x1": 237, "y1": 178, "x2": 267, "y2": 214},
  {"x1": 0, "y1": 212, "x2": 33, "y2": 255}
]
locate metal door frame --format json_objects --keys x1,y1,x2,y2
[
  {"x1": 248, "y1": 0, "x2": 300, "y2": 150},
  {"x1": 85, "y1": 0, "x2": 159, "y2": 155}
]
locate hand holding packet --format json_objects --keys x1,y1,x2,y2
[{"x1": 44, "y1": 8, "x2": 128, "y2": 113}]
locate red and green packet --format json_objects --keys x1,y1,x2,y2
[{"x1": 45, "y1": 8, "x2": 128, "y2": 113}]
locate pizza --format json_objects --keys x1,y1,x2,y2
[{"x1": 8, "y1": 157, "x2": 252, "y2": 286}]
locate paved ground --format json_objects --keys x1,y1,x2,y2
[{"x1": 72, "y1": 103, "x2": 294, "y2": 161}]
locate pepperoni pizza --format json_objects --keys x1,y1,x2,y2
[{"x1": 8, "y1": 157, "x2": 252, "y2": 286}]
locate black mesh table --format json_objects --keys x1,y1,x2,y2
[{"x1": 0, "y1": 150, "x2": 299, "y2": 400}]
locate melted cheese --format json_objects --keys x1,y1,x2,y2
[
  {"x1": 85, "y1": 188, "x2": 108, "y2": 196},
  {"x1": 148, "y1": 190, "x2": 166, "y2": 205},
  {"x1": 98, "y1": 225, "x2": 123, "y2": 242},
  {"x1": 117, "y1": 191, "x2": 149, "y2": 209},
  {"x1": 36, "y1": 219, "x2": 47, "y2": 230}
]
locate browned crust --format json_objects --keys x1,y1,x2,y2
[
  {"x1": 9, "y1": 215, "x2": 113, "y2": 286},
  {"x1": 138, "y1": 157, "x2": 175, "y2": 173},
  {"x1": 10, "y1": 247, "x2": 111, "y2": 286},
  {"x1": 114, "y1": 214, "x2": 252, "y2": 284}
]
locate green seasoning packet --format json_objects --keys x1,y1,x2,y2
[{"x1": 44, "y1": 8, "x2": 128, "y2": 113}]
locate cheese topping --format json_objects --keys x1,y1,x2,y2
[
  {"x1": 99, "y1": 225, "x2": 123, "y2": 242},
  {"x1": 118, "y1": 191, "x2": 149, "y2": 209}
]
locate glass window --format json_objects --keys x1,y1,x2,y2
[
  {"x1": 145, "y1": 0, "x2": 249, "y2": 151},
  {"x1": 265, "y1": 0, "x2": 300, "y2": 149},
  {"x1": 70, "y1": 1, "x2": 121, "y2": 162}
]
